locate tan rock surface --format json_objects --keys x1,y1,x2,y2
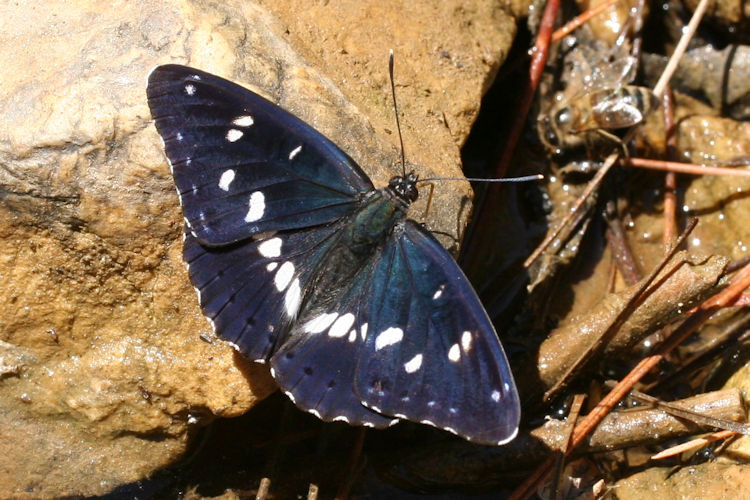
[
  {"x1": 613, "y1": 462, "x2": 750, "y2": 499},
  {"x1": 0, "y1": 0, "x2": 516, "y2": 497}
]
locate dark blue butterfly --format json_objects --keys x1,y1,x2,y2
[{"x1": 146, "y1": 64, "x2": 520, "y2": 445}]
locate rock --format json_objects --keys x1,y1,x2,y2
[
  {"x1": 0, "y1": 0, "x2": 516, "y2": 497},
  {"x1": 612, "y1": 462, "x2": 750, "y2": 499},
  {"x1": 682, "y1": 0, "x2": 750, "y2": 27}
]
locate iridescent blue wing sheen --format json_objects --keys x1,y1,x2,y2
[
  {"x1": 269, "y1": 251, "x2": 398, "y2": 429},
  {"x1": 266, "y1": 219, "x2": 520, "y2": 444},
  {"x1": 147, "y1": 64, "x2": 373, "y2": 246},
  {"x1": 355, "y1": 221, "x2": 520, "y2": 445}
]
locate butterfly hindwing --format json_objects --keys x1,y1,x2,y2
[
  {"x1": 355, "y1": 221, "x2": 520, "y2": 445},
  {"x1": 147, "y1": 65, "x2": 373, "y2": 246},
  {"x1": 183, "y1": 224, "x2": 342, "y2": 360},
  {"x1": 269, "y1": 253, "x2": 397, "y2": 428},
  {"x1": 264, "y1": 202, "x2": 400, "y2": 429}
]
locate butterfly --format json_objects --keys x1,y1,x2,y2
[{"x1": 146, "y1": 64, "x2": 520, "y2": 445}]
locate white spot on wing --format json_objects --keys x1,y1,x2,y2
[
  {"x1": 360, "y1": 322, "x2": 368, "y2": 341},
  {"x1": 375, "y1": 327, "x2": 403, "y2": 350},
  {"x1": 218, "y1": 169, "x2": 235, "y2": 191},
  {"x1": 303, "y1": 313, "x2": 339, "y2": 333},
  {"x1": 432, "y1": 285, "x2": 445, "y2": 300},
  {"x1": 289, "y1": 145, "x2": 302, "y2": 160},
  {"x1": 284, "y1": 278, "x2": 301, "y2": 316},
  {"x1": 184, "y1": 84, "x2": 196, "y2": 95},
  {"x1": 284, "y1": 390, "x2": 296, "y2": 404},
  {"x1": 245, "y1": 191, "x2": 265, "y2": 222},
  {"x1": 491, "y1": 390, "x2": 501, "y2": 402},
  {"x1": 258, "y1": 237, "x2": 281, "y2": 257},
  {"x1": 461, "y1": 331, "x2": 472, "y2": 352},
  {"x1": 333, "y1": 415, "x2": 350, "y2": 423},
  {"x1": 404, "y1": 354, "x2": 423, "y2": 373},
  {"x1": 274, "y1": 261, "x2": 295, "y2": 291},
  {"x1": 348, "y1": 330, "x2": 357, "y2": 342},
  {"x1": 448, "y1": 343, "x2": 460, "y2": 362},
  {"x1": 226, "y1": 129, "x2": 243, "y2": 142},
  {"x1": 232, "y1": 115, "x2": 254, "y2": 127},
  {"x1": 497, "y1": 426, "x2": 520, "y2": 445},
  {"x1": 328, "y1": 313, "x2": 355, "y2": 338},
  {"x1": 176, "y1": 132, "x2": 184, "y2": 142}
]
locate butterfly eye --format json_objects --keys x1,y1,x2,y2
[{"x1": 388, "y1": 175, "x2": 419, "y2": 203}]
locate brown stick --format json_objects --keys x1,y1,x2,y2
[
  {"x1": 511, "y1": 260, "x2": 750, "y2": 500},
  {"x1": 543, "y1": 220, "x2": 696, "y2": 401},
  {"x1": 651, "y1": 430, "x2": 737, "y2": 460},
  {"x1": 627, "y1": 157, "x2": 750, "y2": 177},
  {"x1": 529, "y1": 251, "x2": 727, "y2": 394},
  {"x1": 551, "y1": 0, "x2": 621, "y2": 42},
  {"x1": 662, "y1": 87, "x2": 679, "y2": 247}
]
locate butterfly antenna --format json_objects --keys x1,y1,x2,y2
[
  {"x1": 418, "y1": 174, "x2": 544, "y2": 183},
  {"x1": 389, "y1": 49, "x2": 407, "y2": 176}
]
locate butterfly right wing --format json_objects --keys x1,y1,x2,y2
[
  {"x1": 355, "y1": 221, "x2": 520, "y2": 445},
  {"x1": 147, "y1": 65, "x2": 374, "y2": 246},
  {"x1": 267, "y1": 221, "x2": 520, "y2": 442}
]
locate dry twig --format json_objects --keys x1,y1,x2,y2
[{"x1": 511, "y1": 259, "x2": 750, "y2": 500}]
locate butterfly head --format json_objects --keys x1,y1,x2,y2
[{"x1": 387, "y1": 171, "x2": 419, "y2": 204}]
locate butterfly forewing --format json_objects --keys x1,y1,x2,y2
[
  {"x1": 147, "y1": 65, "x2": 373, "y2": 246},
  {"x1": 355, "y1": 221, "x2": 520, "y2": 445}
]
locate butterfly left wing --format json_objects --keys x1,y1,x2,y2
[
  {"x1": 147, "y1": 64, "x2": 374, "y2": 246},
  {"x1": 356, "y1": 221, "x2": 520, "y2": 445},
  {"x1": 182, "y1": 223, "x2": 344, "y2": 361},
  {"x1": 268, "y1": 250, "x2": 398, "y2": 429}
]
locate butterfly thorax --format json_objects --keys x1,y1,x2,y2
[
  {"x1": 290, "y1": 173, "x2": 417, "y2": 335},
  {"x1": 342, "y1": 172, "x2": 419, "y2": 256}
]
